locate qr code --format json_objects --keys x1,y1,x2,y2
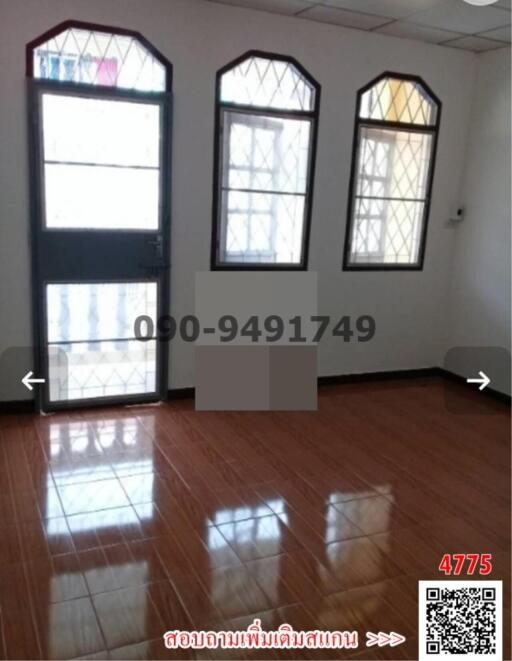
[{"x1": 419, "y1": 581, "x2": 502, "y2": 660}]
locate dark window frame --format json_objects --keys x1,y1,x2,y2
[
  {"x1": 210, "y1": 49, "x2": 321, "y2": 271},
  {"x1": 26, "y1": 19, "x2": 173, "y2": 91},
  {"x1": 26, "y1": 20, "x2": 173, "y2": 412},
  {"x1": 343, "y1": 71, "x2": 441, "y2": 272}
]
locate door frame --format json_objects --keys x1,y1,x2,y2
[{"x1": 26, "y1": 24, "x2": 173, "y2": 413}]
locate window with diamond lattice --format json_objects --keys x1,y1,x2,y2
[
  {"x1": 212, "y1": 52, "x2": 320, "y2": 268},
  {"x1": 28, "y1": 21, "x2": 169, "y2": 91},
  {"x1": 344, "y1": 73, "x2": 441, "y2": 269}
]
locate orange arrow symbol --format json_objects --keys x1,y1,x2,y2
[{"x1": 366, "y1": 631, "x2": 406, "y2": 647}]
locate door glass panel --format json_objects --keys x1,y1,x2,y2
[
  {"x1": 41, "y1": 94, "x2": 161, "y2": 230},
  {"x1": 46, "y1": 282, "x2": 157, "y2": 402},
  {"x1": 44, "y1": 164, "x2": 159, "y2": 230}
]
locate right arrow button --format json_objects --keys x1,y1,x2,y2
[{"x1": 466, "y1": 370, "x2": 491, "y2": 391}]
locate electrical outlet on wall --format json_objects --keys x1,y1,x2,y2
[{"x1": 446, "y1": 206, "x2": 466, "y2": 226}]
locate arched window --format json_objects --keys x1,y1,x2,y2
[
  {"x1": 343, "y1": 72, "x2": 441, "y2": 270},
  {"x1": 211, "y1": 51, "x2": 320, "y2": 269},
  {"x1": 27, "y1": 20, "x2": 170, "y2": 91}
]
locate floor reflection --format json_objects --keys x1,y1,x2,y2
[
  {"x1": 42, "y1": 410, "x2": 399, "y2": 618},
  {"x1": 44, "y1": 416, "x2": 155, "y2": 532},
  {"x1": 211, "y1": 500, "x2": 283, "y2": 526},
  {"x1": 1, "y1": 383, "x2": 508, "y2": 659}
]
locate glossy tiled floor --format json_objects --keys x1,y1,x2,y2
[{"x1": 0, "y1": 377, "x2": 510, "y2": 660}]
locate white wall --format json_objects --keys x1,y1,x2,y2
[
  {"x1": 0, "y1": 0, "x2": 478, "y2": 398},
  {"x1": 445, "y1": 47, "x2": 511, "y2": 394}
]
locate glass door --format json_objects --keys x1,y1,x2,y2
[{"x1": 29, "y1": 83, "x2": 171, "y2": 411}]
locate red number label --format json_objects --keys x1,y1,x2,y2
[
  {"x1": 439, "y1": 554, "x2": 453, "y2": 574},
  {"x1": 438, "y1": 553, "x2": 492, "y2": 575},
  {"x1": 466, "y1": 553, "x2": 479, "y2": 575},
  {"x1": 480, "y1": 553, "x2": 493, "y2": 575},
  {"x1": 453, "y1": 554, "x2": 465, "y2": 575}
]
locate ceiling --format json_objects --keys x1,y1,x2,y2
[{"x1": 206, "y1": 0, "x2": 511, "y2": 51}]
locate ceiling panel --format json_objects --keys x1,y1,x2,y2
[
  {"x1": 209, "y1": 0, "x2": 314, "y2": 15},
  {"x1": 443, "y1": 34, "x2": 507, "y2": 50},
  {"x1": 478, "y1": 25, "x2": 511, "y2": 41},
  {"x1": 298, "y1": 5, "x2": 391, "y2": 29},
  {"x1": 207, "y1": 0, "x2": 512, "y2": 51},
  {"x1": 320, "y1": 0, "x2": 443, "y2": 20},
  {"x1": 375, "y1": 21, "x2": 463, "y2": 44},
  {"x1": 406, "y1": 0, "x2": 511, "y2": 33}
]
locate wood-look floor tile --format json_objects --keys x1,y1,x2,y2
[
  {"x1": 133, "y1": 502, "x2": 172, "y2": 539},
  {"x1": 368, "y1": 527, "x2": 438, "y2": 574},
  {"x1": 25, "y1": 553, "x2": 89, "y2": 604},
  {"x1": 325, "y1": 537, "x2": 402, "y2": 590},
  {"x1": 217, "y1": 609, "x2": 282, "y2": 661},
  {"x1": 347, "y1": 583, "x2": 415, "y2": 637},
  {"x1": 413, "y1": 515, "x2": 507, "y2": 555},
  {"x1": 207, "y1": 486, "x2": 275, "y2": 524},
  {"x1": 388, "y1": 485, "x2": 456, "y2": 525},
  {"x1": 1, "y1": 604, "x2": 42, "y2": 659},
  {"x1": 0, "y1": 379, "x2": 509, "y2": 661},
  {"x1": 200, "y1": 565, "x2": 270, "y2": 620},
  {"x1": 68, "y1": 506, "x2": 144, "y2": 551},
  {"x1": 169, "y1": 572, "x2": 222, "y2": 629},
  {"x1": 93, "y1": 585, "x2": 165, "y2": 650},
  {"x1": 217, "y1": 515, "x2": 302, "y2": 563},
  {"x1": 74, "y1": 651, "x2": 110, "y2": 660},
  {"x1": 302, "y1": 505, "x2": 366, "y2": 544},
  {"x1": 34, "y1": 596, "x2": 105, "y2": 660},
  {"x1": 109, "y1": 638, "x2": 210, "y2": 660},
  {"x1": 378, "y1": 577, "x2": 421, "y2": 633},
  {"x1": 304, "y1": 467, "x2": 377, "y2": 505},
  {"x1": 0, "y1": 522, "x2": 22, "y2": 565},
  {"x1": 58, "y1": 479, "x2": 130, "y2": 516},
  {"x1": 18, "y1": 516, "x2": 75, "y2": 559},
  {"x1": 119, "y1": 472, "x2": 169, "y2": 506},
  {"x1": 149, "y1": 534, "x2": 198, "y2": 582},
  {"x1": 197, "y1": 525, "x2": 243, "y2": 569},
  {"x1": 0, "y1": 562, "x2": 32, "y2": 613},
  {"x1": 306, "y1": 588, "x2": 366, "y2": 633},
  {"x1": 145, "y1": 579, "x2": 194, "y2": 631},
  {"x1": 285, "y1": 549, "x2": 344, "y2": 595},
  {"x1": 0, "y1": 493, "x2": 16, "y2": 523},
  {"x1": 78, "y1": 540, "x2": 167, "y2": 595},
  {"x1": 163, "y1": 482, "x2": 215, "y2": 531},
  {"x1": 336, "y1": 495, "x2": 414, "y2": 536},
  {"x1": 107, "y1": 438, "x2": 168, "y2": 472},
  {"x1": 245, "y1": 554, "x2": 322, "y2": 608},
  {"x1": 17, "y1": 485, "x2": 65, "y2": 521},
  {"x1": 50, "y1": 455, "x2": 117, "y2": 488},
  {"x1": 0, "y1": 452, "x2": 12, "y2": 496}
]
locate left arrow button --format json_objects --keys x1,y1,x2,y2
[{"x1": 22, "y1": 371, "x2": 46, "y2": 391}]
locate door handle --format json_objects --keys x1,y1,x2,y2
[
  {"x1": 138, "y1": 261, "x2": 171, "y2": 276},
  {"x1": 146, "y1": 236, "x2": 162, "y2": 247},
  {"x1": 147, "y1": 235, "x2": 163, "y2": 259}
]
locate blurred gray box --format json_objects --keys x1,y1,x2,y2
[
  {"x1": 195, "y1": 345, "x2": 270, "y2": 410},
  {"x1": 195, "y1": 272, "x2": 317, "y2": 345},
  {"x1": 269, "y1": 346, "x2": 317, "y2": 410},
  {"x1": 194, "y1": 273, "x2": 318, "y2": 410},
  {"x1": 195, "y1": 345, "x2": 318, "y2": 411},
  {"x1": 0, "y1": 346, "x2": 35, "y2": 402}
]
